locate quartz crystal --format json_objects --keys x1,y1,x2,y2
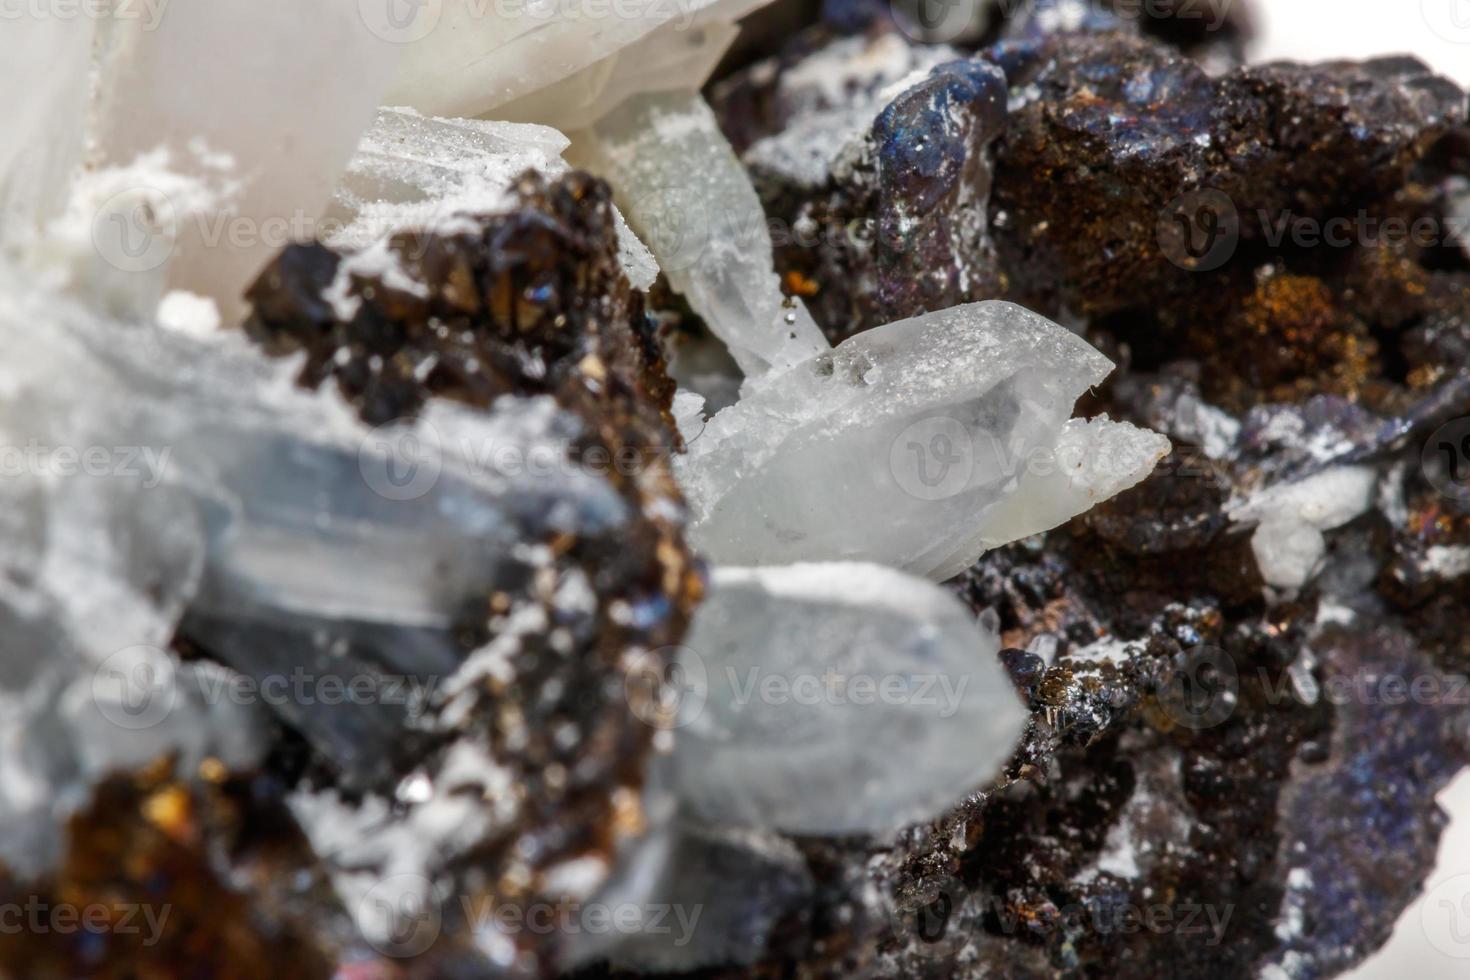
[
  {"x1": 326, "y1": 108, "x2": 657, "y2": 290},
  {"x1": 576, "y1": 90, "x2": 830, "y2": 380},
  {"x1": 677, "y1": 300, "x2": 1170, "y2": 579},
  {"x1": 0, "y1": 20, "x2": 91, "y2": 250},
  {"x1": 665, "y1": 563, "x2": 1027, "y2": 834},
  {"x1": 0, "y1": 256, "x2": 629, "y2": 834},
  {"x1": 79, "y1": 2, "x2": 401, "y2": 322},
  {"x1": 382, "y1": 0, "x2": 770, "y2": 124}
]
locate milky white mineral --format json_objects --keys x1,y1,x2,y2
[
  {"x1": 664, "y1": 562, "x2": 1027, "y2": 835},
  {"x1": 382, "y1": 0, "x2": 769, "y2": 125},
  {"x1": 676, "y1": 301, "x2": 1171, "y2": 580},
  {"x1": 1230, "y1": 466, "x2": 1379, "y2": 590},
  {"x1": 327, "y1": 108, "x2": 657, "y2": 290},
  {"x1": 0, "y1": 20, "x2": 91, "y2": 251},
  {"x1": 576, "y1": 91, "x2": 829, "y2": 380},
  {"x1": 4, "y1": 3, "x2": 401, "y2": 323}
]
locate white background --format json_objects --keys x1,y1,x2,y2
[{"x1": 1253, "y1": 0, "x2": 1470, "y2": 85}]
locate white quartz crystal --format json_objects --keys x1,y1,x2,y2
[
  {"x1": 667, "y1": 563, "x2": 1026, "y2": 834},
  {"x1": 575, "y1": 91, "x2": 830, "y2": 380},
  {"x1": 10, "y1": 3, "x2": 401, "y2": 324},
  {"x1": 0, "y1": 20, "x2": 91, "y2": 251},
  {"x1": 492, "y1": 20, "x2": 742, "y2": 132},
  {"x1": 382, "y1": 0, "x2": 769, "y2": 124},
  {"x1": 1231, "y1": 466, "x2": 1379, "y2": 589},
  {"x1": 328, "y1": 108, "x2": 657, "y2": 290},
  {"x1": 676, "y1": 301, "x2": 1171, "y2": 580},
  {"x1": 0, "y1": 259, "x2": 627, "y2": 859}
]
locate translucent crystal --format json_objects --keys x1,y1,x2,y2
[
  {"x1": 0, "y1": 20, "x2": 91, "y2": 250},
  {"x1": 575, "y1": 91, "x2": 830, "y2": 379},
  {"x1": 665, "y1": 562, "x2": 1027, "y2": 834},
  {"x1": 0, "y1": 261, "x2": 627, "y2": 819},
  {"x1": 493, "y1": 20, "x2": 741, "y2": 132},
  {"x1": 382, "y1": 0, "x2": 770, "y2": 124},
  {"x1": 677, "y1": 301, "x2": 1171, "y2": 580},
  {"x1": 328, "y1": 108, "x2": 656, "y2": 290},
  {"x1": 36, "y1": 3, "x2": 402, "y2": 322}
]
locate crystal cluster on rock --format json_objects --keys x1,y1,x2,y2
[
  {"x1": 678, "y1": 300, "x2": 1168, "y2": 579},
  {"x1": 5, "y1": 0, "x2": 1470, "y2": 977}
]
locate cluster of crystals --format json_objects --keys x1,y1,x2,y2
[
  {"x1": 0, "y1": 2, "x2": 1180, "y2": 976},
  {"x1": 686, "y1": 8, "x2": 1470, "y2": 980}
]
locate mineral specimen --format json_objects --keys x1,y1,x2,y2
[
  {"x1": 5, "y1": 1, "x2": 1470, "y2": 977},
  {"x1": 667, "y1": 563, "x2": 1027, "y2": 834},
  {"x1": 677, "y1": 300, "x2": 1169, "y2": 579},
  {"x1": 711, "y1": 29, "x2": 1010, "y2": 337},
  {"x1": 576, "y1": 90, "x2": 830, "y2": 381}
]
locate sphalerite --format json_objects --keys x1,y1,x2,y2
[{"x1": 2, "y1": 0, "x2": 1470, "y2": 978}]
